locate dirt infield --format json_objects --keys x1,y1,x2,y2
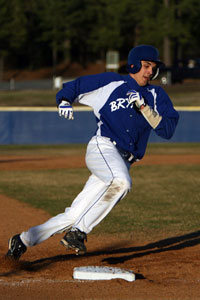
[
  {"x1": 0, "y1": 154, "x2": 200, "y2": 300},
  {"x1": 0, "y1": 153, "x2": 200, "y2": 171}
]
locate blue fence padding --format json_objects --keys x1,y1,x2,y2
[
  {"x1": 0, "y1": 110, "x2": 199, "y2": 144},
  {"x1": 0, "y1": 111, "x2": 96, "y2": 144}
]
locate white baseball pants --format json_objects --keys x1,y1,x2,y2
[{"x1": 20, "y1": 136, "x2": 132, "y2": 247}]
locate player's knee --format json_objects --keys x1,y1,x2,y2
[{"x1": 112, "y1": 177, "x2": 132, "y2": 194}]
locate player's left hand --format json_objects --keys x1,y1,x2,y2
[
  {"x1": 127, "y1": 90, "x2": 145, "y2": 109},
  {"x1": 58, "y1": 100, "x2": 74, "y2": 120}
]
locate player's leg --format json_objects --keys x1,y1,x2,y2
[
  {"x1": 19, "y1": 174, "x2": 108, "y2": 243},
  {"x1": 6, "y1": 173, "x2": 108, "y2": 259},
  {"x1": 27, "y1": 136, "x2": 131, "y2": 253},
  {"x1": 72, "y1": 135, "x2": 132, "y2": 234},
  {"x1": 19, "y1": 136, "x2": 129, "y2": 246},
  {"x1": 60, "y1": 136, "x2": 132, "y2": 254},
  {"x1": 6, "y1": 136, "x2": 131, "y2": 258}
]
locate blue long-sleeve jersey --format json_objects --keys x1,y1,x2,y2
[{"x1": 56, "y1": 72, "x2": 179, "y2": 160}]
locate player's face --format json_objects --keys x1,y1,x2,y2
[{"x1": 130, "y1": 61, "x2": 157, "y2": 86}]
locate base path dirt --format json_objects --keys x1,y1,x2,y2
[
  {"x1": 1, "y1": 197, "x2": 200, "y2": 300},
  {"x1": 0, "y1": 153, "x2": 200, "y2": 300},
  {"x1": 0, "y1": 153, "x2": 200, "y2": 171}
]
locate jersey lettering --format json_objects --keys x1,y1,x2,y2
[{"x1": 110, "y1": 98, "x2": 132, "y2": 112}]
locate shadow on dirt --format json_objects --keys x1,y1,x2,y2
[
  {"x1": 31, "y1": 230, "x2": 200, "y2": 266},
  {"x1": 101, "y1": 230, "x2": 200, "y2": 264},
  {"x1": 1, "y1": 230, "x2": 199, "y2": 277},
  {"x1": 0, "y1": 158, "x2": 46, "y2": 164}
]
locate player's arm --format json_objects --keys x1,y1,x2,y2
[
  {"x1": 151, "y1": 88, "x2": 179, "y2": 139},
  {"x1": 56, "y1": 80, "x2": 76, "y2": 120},
  {"x1": 56, "y1": 72, "x2": 119, "y2": 106},
  {"x1": 139, "y1": 104, "x2": 162, "y2": 129},
  {"x1": 128, "y1": 90, "x2": 179, "y2": 139},
  {"x1": 56, "y1": 75, "x2": 97, "y2": 120},
  {"x1": 153, "y1": 104, "x2": 179, "y2": 139},
  {"x1": 56, "y1": 72, "x2": 122, "y2": 120},
  {"x1": 56, "y1": 74, "x2": 104, "y2": 120},
  {"x1": 127, "y1": 90, "x2": 162, "y2": 129}
]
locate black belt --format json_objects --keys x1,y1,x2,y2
[
  {"x1": 116, "y1": 146, "x2": 136, "y2": 164},
  {"x1": 108, "y1": 137, "x2": 136, "y2": 164}
]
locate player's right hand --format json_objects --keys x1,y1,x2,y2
[
  {"x1": 58, "y1": 100, "x2": 74, "y2": 120},
  {"x1": 127, "y1": 90, "x2": 145, "y2": 109}
]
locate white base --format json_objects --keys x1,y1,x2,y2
[{"x1": 73, "y1": 266, "x2": 135, "y2": 282}]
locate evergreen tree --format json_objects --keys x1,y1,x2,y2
[
  {"x1": 0, "y1": 0, "x2": 26, "y2": 78},
  {"x1": 1, "y1": 0, "x2": 200, "y2": 73},
  {"x1": 37, "y1": 0, "x2": 70, "y2": 76}
]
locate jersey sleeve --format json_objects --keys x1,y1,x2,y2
[
  {"x1": 56, "y1": 72, "x2": 120, "y2": 106},
  {"x1": 154, "y1": 87, "x2": 179, "y2": 139}
]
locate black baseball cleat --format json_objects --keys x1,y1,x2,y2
[
  {"x1": 6, "y1": 234, "x2": 27, "y2": 260},
  {"x1": 60, "y1": 228, "x2": 87, "y2": 255}
]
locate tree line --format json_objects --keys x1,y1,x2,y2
[{"x1": 0, "y1": 0, "x2": 200, "y2": 79}]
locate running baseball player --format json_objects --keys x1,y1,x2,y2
[{"x1": 6, "y1": 45, "x2": 179, "y2": 259}]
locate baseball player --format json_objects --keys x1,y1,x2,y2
[{"x1": 6, "y1": 45, "x2": 179, "y2": 259}]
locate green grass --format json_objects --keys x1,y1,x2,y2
[
  {"x1": 0, "y1": 142, "x2": 198, "y2": 156},
  {"x1": 164, "y1": 81, "x2": 200, "y2": 106},
  {"x1": 0, "y1": 143, "x2": 199, "y2": 238},
  {"x1": 0, "y1": 90, "x2": 57, "y2": 107},
  {"x1": 0, "y1": 81, "x2": 200, "y2": 107},
  {"x1": 0, "y1": 144, "x2": 86, "y2": 156},
  {"x1": 0, "y1": 168, "x2": 87, "y2": 213},
  {"x1": 95, "y1": 164, "x2": 200, "y2": 235},
  {"x1": 145, "y1": 142, "x2": 200, "y2": 154}
]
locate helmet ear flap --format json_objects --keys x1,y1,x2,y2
[
  {"x1": 126, "y1": 62, "x2": 142, "y2": 74},
  {"x1": 129, "y1": 64, "x2": 135, "y2": 73}
]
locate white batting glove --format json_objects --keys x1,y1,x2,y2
[
  {"x1": 127, "y1": 90, "x2": 145, "y2": 109},
  {"x1": 58, "y1": 100, "x2": 74, "y2": 120}
]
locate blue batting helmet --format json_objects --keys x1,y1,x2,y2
[{"x1": 127, "y1": 45, "x2": 164, "y2": 80}]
